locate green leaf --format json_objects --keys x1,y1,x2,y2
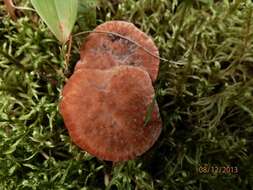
[
  {"x1": 31, "y1": 0, "x2": 78, "y2": 43},
  {"x1": 144, "y1": 95, "x2": 156, "y2": 127}
]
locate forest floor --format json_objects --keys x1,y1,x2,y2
[{"x1": 0, "y1": 0, "x2": 253, "y2": 189}]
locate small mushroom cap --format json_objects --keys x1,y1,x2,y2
[
  {"x1": 60, "y1": 66, "x2": 162, "y2": 161},
  {"x1": 77, "y1": 21, "x2": 160, "y2": 82}
]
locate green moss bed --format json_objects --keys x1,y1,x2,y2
[{"x1": 0, "y1": 0, "x2": 253, "y2": 189}]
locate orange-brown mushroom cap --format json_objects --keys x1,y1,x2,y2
[
  {"x1": 76, "y1": 21, "x2": 160, "y2": 82},
  {"x1": 60, "y1": 66, "x2": 162, "y2": 161}
]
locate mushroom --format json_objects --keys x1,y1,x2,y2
[
  {"x1": 60, "y1": 66, "x2": 162, "y2": 161},
  {"x1": 76, "y1": 21, "x2": 160, "y2": 82}
]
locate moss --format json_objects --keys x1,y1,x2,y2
[{"x1": 0, "y1": 0, "x2": 253, "y2": 189}]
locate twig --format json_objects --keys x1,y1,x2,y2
[
  {"x1": 66, "y1": 35, "x2": 73, "y2": 65},
  {"x1": 3, "y1": 0, "x2": 16, "y2": 20},
  {"x1": 13, "y1": 6, "x2": 35, "y2": 12},
  {"x1": 73, "y1": 30, "x2": 169, "y2": 62}
]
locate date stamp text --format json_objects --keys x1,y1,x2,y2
[{"x1": 198, "y1": 164, "x2": 239, "y2": 174}]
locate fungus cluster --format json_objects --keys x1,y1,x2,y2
[{"x1": 60, "y1": 21, "x2": 162, "y2": 161}]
